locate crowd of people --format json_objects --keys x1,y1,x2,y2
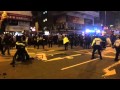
[{"x1": 0, "y1": 32, "x2": 120, "y2": 67}]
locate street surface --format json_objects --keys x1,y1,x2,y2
[{"x1": 0, "y1": 45, "x2": 120, "y2": 79}]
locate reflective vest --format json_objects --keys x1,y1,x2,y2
[
  {"x1": 16, "y1": 41, "x2": 25, "y2": 49},
  {"x1": 91, "y1": 38, "x2": 102, "y2": 46},
  {"x1": 63, "y1": 37, "x2": 69, "y2": 44}
]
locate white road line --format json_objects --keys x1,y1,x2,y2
[
  {"x1": 0, "y1": 59, "x2": 11, "y2": 62},
  {"x1": 85, "y1": 52, "x2": 115, "y2": 59},
  {"x1": 29, "y1": 53, "x2": 36, "y2": 54},
  {"x1": 103, "y1": 61, "x2": 120, "y2": 73},
  {"x1": 43, "y1": 50, "x2": 55, "y2": 52},
  {"x1": 103, "y1": 56, "x2": 114, "y2": 58},
  {"x1": 48, "y1": 52, "x2": 65, "y2": 56},
  {"x1": 44, "y1": 54, "x2": 81, "y2": 62},
  {"x1": 102, "y1": 61, "x2": 120, "y2": 77},
  {"x1": 26, "y1": 48, "x2": 35, "y2": 49},
  {"x1": 61, "y1": 58, "x2": 99, "y2": 70},
  {"x1": 74, "y1": 50, "x2": 91, "y2": 52}
]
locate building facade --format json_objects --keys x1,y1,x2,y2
[
  {"x1": 48, "y1": 11, "x2": 100, "y2": 33},
  {"x1": 0, "y1": 11, "x2": 32, "y2": 33}
]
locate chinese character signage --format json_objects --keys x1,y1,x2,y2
[{"x1": 67, "y1": 15, "x2": 84, "y2": 24}]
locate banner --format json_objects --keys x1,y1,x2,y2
[
  {"x1": 5, "y1": 25, "x2": 30, "y2": 31},
  {"x1": 67, "y1": 15, "x2": 84, "y2": 24},
  {"x1": 56, "y1": 15, "x2": 66, "y2": 23}
]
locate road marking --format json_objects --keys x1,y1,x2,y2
[
  {"x1": 48, "y1": 52, "x2": 65, "y2": 56},
  {"x1": 102, "y1": 61, "x2": 120, "y2": 77},
  {"x1": 0, "y1": 59, "x2": 11, "y2": 62},
  {"x1": 44, "y1": 54, "x2": 81, "y2": 62},
  {"x1": 74, "y1": 50, "x2": 91, "y2": 53},
  {"x1": 27, "y1": 47, "x2": 35, "y2": 49},
  {"x1": 65, "y1": 56, "x2": 73, "y2": 59},
  {"x1": 36, "y1": 53, "x2": 47, "y2": 60},
  {"x1": 10, "y1": 50, "x2": 16, "y2": 51},
  {"x1": 103, "y1": 56, "x2": 114, "y2": 58},
  {"x1": 85, "y1": 52, "x2": 115, "y2": 59},
  {"x1": 61, "y1": 58, "x2": 99, "y2": 70},
  {"x1": 43, "y1": 50, "x2": 55, "y2": 52},
  {"x1": 29, "y1": 53, "x2": 36, "y2": 54}
]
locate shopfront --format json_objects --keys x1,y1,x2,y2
[{"x1": 0, "y1": 11, "x2": 32, "y2": 34}]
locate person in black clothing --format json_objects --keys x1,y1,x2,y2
[
  {"x1": 10, "y1": 36, "x2": 30, "y2": 67},
  {"x1": 0, "y1": 35, "x2": 4, "y2": 55},
  {"x1": 42, "y1": 35, "x2": 47, "y2": 49},
  {"x1": 33, "y1": 35, "x2": 37, "y2": 48},
  {"x1": 84, "y1": 35, "x2": 91, "y2": 49},
  {"x1": 91, "y1": 36, "x2": 103, "y2": 60},
  {"x1": 69, "y1": 35, "x2": 74, "y2": 49},
  {"x1": 80, "y1": 35, "x2": 83, "y2": 47},
  {"x1": 100, "y1": 36, "x2": 106, "y2": 50},
  {"x1": 48, "y1": 35, "x2": 53, "y2": 48},
  {"x1": 3, "y1": 34, "x2": 11, "y2": 55},
  {"x1": 113, "y1": 36, "x2": 120, "y2": 61}
]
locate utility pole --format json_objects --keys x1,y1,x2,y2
[{"x1": 105, "y1": 11, "x2": 106, "y2": 26}]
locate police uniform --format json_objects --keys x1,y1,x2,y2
[
  {"x1": 10, "y1": 40, "x2": 29, "y2": 67},
  {"x1": 113, "y1": 37, "x2": 120, "y2": 61},
  {"x1": 33, "y1": 36, "x2": 37, "y2": 48},
  {"x1": 37, "y1": 36, "x2": 40, "y2": 49},
  {"x1": 91, "y1": 37, "x2": 102, "y2": 60},
  {"x1": 63, "y1": 36, "x2": 69, "y2": 50}
]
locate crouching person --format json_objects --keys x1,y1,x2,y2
[{"x1": 10, "y1": 36, "x2": 30, "y2": 67}]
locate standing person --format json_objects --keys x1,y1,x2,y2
[
  {"x1": 37, "y1": 35, "x2": 40, "y2": 49},
  {"x1": 80, "y1": 35, "x2": 83, "y2": 47},
  {"x1": 69, "y1": 35, "x2": 74, "y2": 49},
  {"x1": 48, "y1": 35, "x2": 53, "y2": 48},
  {"x1": 113, "y1": 36, "x2": 120, "y2": 61},
  {"x1": 3, "y1": 34, "x2": 11, "y2": 55},
  {"x1": 63, "y1": 35, "x2": 69, "y2": 50},
  {"x1": 101, "y1": 35, "x2": 106, "y2": 49},
  {"x1": 0, "y1": 35, "x2": 4, "y2": 55},
  {"x1": 91, "y1": 36, "x2": 103, "y2": 60},
  {"x1": 111, "y1": 34, "x2": 116, "y2": 47},
  {"x1": 42, "y1": 35, "x2": 47, "y2": 49},
  {"x1": 33, "y1": 35, "x2": 37, "y2": 48},
  {"x1": 58, "y1": 34, "x2": 63, "y2": 47}
]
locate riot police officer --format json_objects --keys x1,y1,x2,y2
[
  {"x1": 63, "y1": 35, "x2": 69, "y2": 50},
  {"x1": 113, "y1": 36, "x2": 120, "y2": 61},
  {"x1": 10, "y1": 36, "x2": 29, "y2": 67},
  {"x1": 91, "y1": 36, "x2": 102, "y2": 60}
]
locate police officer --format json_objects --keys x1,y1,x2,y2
[
  {"x1": 10, "y1": 36, "x2": 29, "y2": 67},
  {"x1": 91, "y1": 36, "x2": 102, "y2": 60},
  {"x1": 37, "y1": 35, "x2": 40, "y2": 49},
  {"x1": 113, "y1": 36, "x2": 120, "y2": 61},
  {"x1": 63, "y1": 35, "x2": 69, "y2": 50},
  {"x1": 33, "y1": 35, "x2": 37, "y2": 48},
  {"x1": 0, "y1": 35, "x2": 4, "y2": 55},
  {"x1": 69, "y1": 35, "x2": 74, "y2": 49}
]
